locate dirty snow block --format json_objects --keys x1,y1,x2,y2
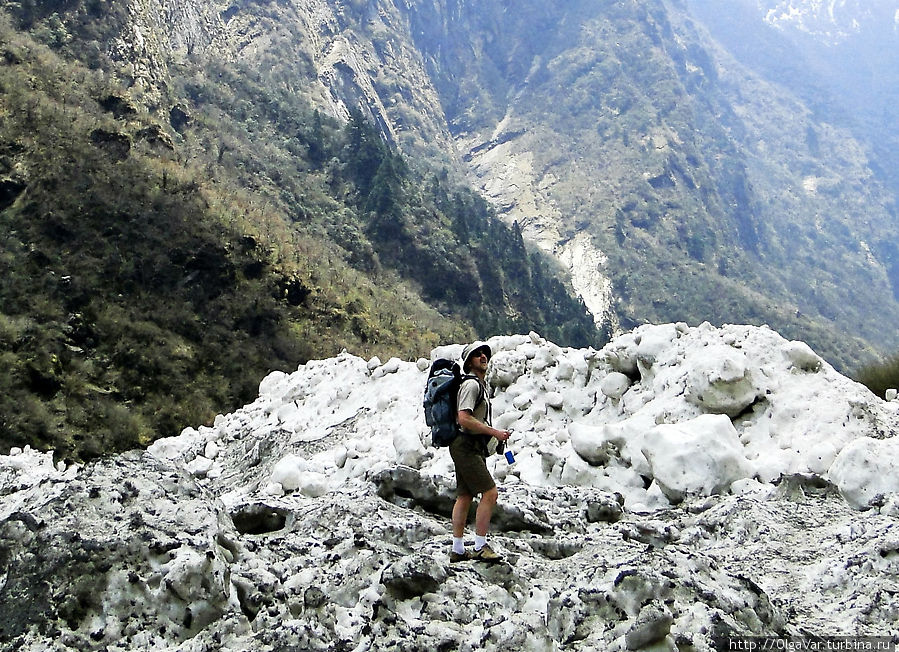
[
  {"x1": 601, "y1": 332, "x2": 639, "y2": 376},
  {"x1": 393, "y1": 429, "x2": 428, "y2": 468},
  {"x1": 829, "y1": 437, "x2": 899, "y2": 509},
  {"x1": 783, "y1": 340, "x2": 823, "y2": 372},
  {"x1": 382, "y1": 553, "x2": 447, "y2": 600},
  {"x1": 641, "y1": 414, "x2": 748, "y2": 501},
  {"x1": 684, "y1": 345, "x2": 759, "y2": 417},
  {"x1": 625, "y1": 601, "x2": 673, "y2": 650}
]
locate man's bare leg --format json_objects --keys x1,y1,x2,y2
[
  {"x1": 474, "y1": 487, "x2": 498, "y2": 537},
  {"x1": 452, "y1": 494, "x2": 473, "y2": 538}
]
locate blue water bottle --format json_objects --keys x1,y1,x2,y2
[{"x1": 504, "y1": 449, "x2": 515, "y2": 464}]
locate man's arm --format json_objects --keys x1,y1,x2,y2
[{"x1": 457, "y1": 410, "x2": 511, "y2": 441}]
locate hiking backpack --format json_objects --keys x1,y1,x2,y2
[{"x1": 422, "y1": 358, "x2": 483, "y2": 446}]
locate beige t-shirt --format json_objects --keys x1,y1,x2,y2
[{"x1": 457, "y1": 377, "x2": 490, "y2": 432}]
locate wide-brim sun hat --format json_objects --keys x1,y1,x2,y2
[{"x1": 461, "y1": 340, "x2": 491, "y2": 372}]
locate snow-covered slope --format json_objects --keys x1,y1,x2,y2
[
  {"x1": 761, "y1": 0, "x2": 899, "y2": 43},
  {"x1": 2, "y1": 323, "x2": 899, "y2": 650}
]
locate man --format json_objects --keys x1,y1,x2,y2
[{"x1": 449, "y1": 340, "x2": 511, "y2": 563}]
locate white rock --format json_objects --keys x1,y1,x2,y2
[
  {"x1": 512, "y1": 393, "x2": 532, "y2": 410},
  {"x1": 148, "y1": 429, "x2": 203, "y2": 461},
  {"x1": 602, "y1": 332, "x2": 639, "y2": 376},
  {"x1": 298, "y1": 471, "x2": 329, "y2": 497},
  {"x1": 489, "y1": 350, "x2": 528, "y2": 387},
  {"x1": 545, "y1": 392, "x2": 564, "y2": 409},
  {"x1": 495, "y1": 411, "x2": 523, "y2": 430},
  {"x1": 641, "y1": 414, "x2": 748, "y2": 500},
  {"x1": 271, "y1": 454, "x2": 308, "y2": 492},
  {"x1": 258, "y1": 370, "x2": 288, "y2": 397},
  {"x1": 886, "y1": 388, "x2": 898, "y2": 401},
  {"x1": 204, "y1": 440, "x2": 220, "y2": 460},
  {"x1": 186, "y1": 455, "x2": 214, "y2": 478},
  {"x1": 801, "y1": 440, "x2": 837, "y2": 475},
  {"x1": 394, "y1": 429, "x2": 427, "y2": 468},
  {"x1": 559, "y1": 449, "x2": 607, "y2": 487},
  {"x1": 600, "y1": 372, "x2": 631, "y2": 400},
  {"x1": 684, "y1": 346, "x2": 759, "y2": 417},
  {"x1": 829, "y1": 437, "x2": 899, "y2": 508},
  {"x1": 635, "y1": 324, "x2": 678, "y2": 370},
  {"x1": 731, "y1": 477, "x2": 775, "y2": 499},
  {"x1": 555, "y1": 360, "x2": 576, "y2": 381},
  {"x1": 569, "y1": 423, "x2": 609, "y2": 465},
  {"x1": 531, "y1": 347, "x2": 557, "y2": 373},
  {"x1": 261, "y1": 482, "x2": 284, "y2": 496}
]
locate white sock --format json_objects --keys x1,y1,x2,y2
[
  {"x1": 474, "y1": 535, "x2": 487, "y2": 551},
  {"x1": 452, "y1": 537, "x2": 466, "y2": 554}
]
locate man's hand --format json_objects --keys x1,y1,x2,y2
[{"x1": 458, "y1": 411, "x2": 511, "y2": 441}]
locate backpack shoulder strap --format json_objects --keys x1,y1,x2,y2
[{"x1": 459, "y1": 374, "x2": 486, "y2": 405}]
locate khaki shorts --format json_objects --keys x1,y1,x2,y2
[{"x1": 450, "y1": 434, "x2": 495, "y2": 496}]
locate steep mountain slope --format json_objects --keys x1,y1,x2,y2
[
  {"x1": 14, "y1": 0, "x2": 898, "y2": 374},
  {"x1": 402, "y1": 0, "x2": 899, "y2": 371}
]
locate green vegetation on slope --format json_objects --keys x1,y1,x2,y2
[
  {"x1": 855, "y1": 354, "x2": 899, "y2": 400},
  {"x1": 0, "y1": 14, "x2": 597, "y2": 460}
]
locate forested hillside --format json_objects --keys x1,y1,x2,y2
[{"x1": 0, "y1": 13, "x2": 596, "y2": 460}]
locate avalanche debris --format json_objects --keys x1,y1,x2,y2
[{"x1": 2, "y1": 323, "x2": 899, "y2": 650}]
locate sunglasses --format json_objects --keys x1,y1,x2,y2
[{"x1": 472, "y1": 347, "x2": 491, "y2": 360}]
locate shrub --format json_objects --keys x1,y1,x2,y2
[{"x1": 854, "y1": 353, "x2": 899, "y2": 400}]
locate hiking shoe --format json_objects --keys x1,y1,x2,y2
[
  {"x1": 449, "y1": 549, "x2": 472, "y2": 563},
  {"x1": 471, "y1": 544, "x2": 502, "y2": 563}
]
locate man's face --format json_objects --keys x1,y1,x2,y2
[{"x1": 468, "y1": 347, "x2": 490, "y2": 373}]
